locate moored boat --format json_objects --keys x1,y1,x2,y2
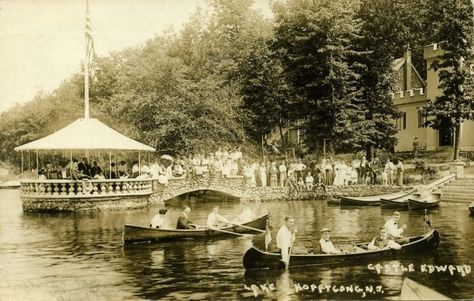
[
  {"x1": 408, "y1": 193, "x2": 440, "y2": 210},
  {"x1": 327, "y1": 197, "x2": 340, "y2": 205},
  {"x1": 400, "y1": 277, "x2": 451, "y2": 300},
  {"x1": 340, "y1": 189, "x2": 415, "y2": 207},
  {"x1": 469, "y1": 203, "x2": 474, "y2": 215},
  {"x1": 380, "y1": 197, "x2": 409, "y2": 210},
  {"x1": 242, "y1": 229, "x2": 439, "y2": 270},
  {"x1": 123, "y1": 213, "x2": 269, "y2": 244}
]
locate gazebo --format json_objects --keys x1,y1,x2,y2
[{"x1": 15, "y1": 118, "x2": 157, "y2": 211}]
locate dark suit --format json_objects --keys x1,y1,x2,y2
[{"x1": 176, "y1": 213, "x2": 193, "y2": 229}]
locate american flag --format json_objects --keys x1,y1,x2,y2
[{"x1": 85, "y1": 0, "x2": 95, "y2": 77}]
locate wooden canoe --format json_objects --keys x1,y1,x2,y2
[
  {"x1": 242, "y1": 229, "x2": 440, "y2": 270},
  {"x1": 340, "y1": 189, "x2": 416, "y2": 207},
  {"x1": 408, "y1": 193, "x2": 440, "y2": 210},
  {"x1": 327, "y1": 197, "x2": 340, "y2": 205},
  {"x1": 380, "y1": 189, "x2": 418, "y2": 210},
  {"x1": 123, "y1": 213, "x2": 268, "y2": 244},
  {"x1": 400, "y1": 277, "x2": 451, "y2": 300}
]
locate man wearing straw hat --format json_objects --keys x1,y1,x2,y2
[{"x1": 319, "y1": 227, "x2": 342, "y2": 254}]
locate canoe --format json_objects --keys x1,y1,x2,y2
[
  {"x1": 327, "y1": 197, "x2": 340, "y2": 205},
  {"x1": 380, "y1": 189, "x2": 418, "y2": 210},
  {"x1": 340, "y1": 189, "x2": 415, "y2": 207},
  {"x1": 400, "y1": 277, "x2": 451, "y2": 300},
  {"x1": 123, "y1": 213, "x2": 268, "y2": 244},
  {"x1": 408, "y1": 193, "x2": 440, "y2": 210},
  {"x1": 242, "y1": 229, "x2": 439, "y2": 270}
]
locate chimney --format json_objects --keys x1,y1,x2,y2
[{"x1": 404, "y1": 49, "x2": 412, "y2": 90}]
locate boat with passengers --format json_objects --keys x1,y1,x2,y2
[{"x1": 242, "y1": 229, "x2": 439, "y2": 270}]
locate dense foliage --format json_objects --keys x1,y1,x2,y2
[
  {"x1": 0, "y1": 0, "x2": 472, "y2": 164},
  {"x1": 419, "y1": 0, "x2": 474, "y2": 160}
]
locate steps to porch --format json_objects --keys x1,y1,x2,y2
[{"x1": 437, "y1": 175, "x2": 474, "y2": 203}]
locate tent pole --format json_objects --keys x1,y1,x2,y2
[
  {"x1": 36, "y1": 151, "x2": 39, "y2": 178},
  {"x1": 109, "y1": 152, "x2": 112, "y2": 179},
  {"x1": 138, "y1": 152, "x2": 141, "y2": 175},
  {"x1": 20, "y1": 152, "x2": 23, "y2": 178}
]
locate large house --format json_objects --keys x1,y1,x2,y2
[{"x1": 392, "y1": 43, "x2": 474, "y2": 152}]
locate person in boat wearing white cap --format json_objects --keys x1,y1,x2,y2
[
  {"x1": 384, "y1": 211, "x2": 406, "y2": 239},
  {"x1": 150, "y1": 209, "x2": 168, "y2": 229},
  {"x1": 319, "y1": 228, "x2": 342, "y2": 254},
  {"x1": 207, "y1": 206, "x2": 230, "y2": 228}
]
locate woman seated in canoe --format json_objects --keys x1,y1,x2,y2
[
  {"x1": 368, "y1": 227, "x2": 402, "y2": 250},
  {"x1": 150, "y1": 209, "x2": 168, "y2": 229},
  {"x1": 207, "y1": 206, "x2": 230, "y2": 228}
]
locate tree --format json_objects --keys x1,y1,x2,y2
[
  {"x1": 420, "y1": 0, "x2": 474, "y2": 160},
  {"x1": 237, "y1": 34, "x2": 295, "y2": 153},
  {"x1": 273, "y1": 0, "x2": 367, "y2": 153}
]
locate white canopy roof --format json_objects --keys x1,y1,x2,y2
[{"x1": 15, "y1": 118, "x2": 155, "y2": 152}]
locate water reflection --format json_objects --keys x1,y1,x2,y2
[{"x1": 0, "y1": 189, "x2": 472, "y2": 300}]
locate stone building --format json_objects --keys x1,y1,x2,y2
[{"x1": 392, "y1": 43, "x2": 474, "y2": 152}]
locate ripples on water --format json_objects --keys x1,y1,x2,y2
[{"x1": 0, "y1": 189, "x2": 472, "y2": 300}]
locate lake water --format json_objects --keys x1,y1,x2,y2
[{"x1": 0, "y1": 189, "x2": 472, "y2": 300}]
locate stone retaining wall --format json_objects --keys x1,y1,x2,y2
[
  {"x1": 21, "y1": 173, "x2": 409, "y2": 212},
  {"x1": 22, "y1": 195, "x2": 150, "y2": 212}
]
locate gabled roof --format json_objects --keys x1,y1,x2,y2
[{"x1": 15, "y1": 118, "x2": 155, "y2": 152}]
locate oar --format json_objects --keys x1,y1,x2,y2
[
  {"x1": 209, "y1": 226, "x2": 246, "y2": 236},
  {"x1": 229, "y1": 222, "x2": 266, "y2": 234}
]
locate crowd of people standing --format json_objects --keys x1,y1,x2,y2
[{"x1": 36, "y1": 148, "x2": 405, "y2": 188}]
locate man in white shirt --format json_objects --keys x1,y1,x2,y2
[
  {"x1": 150, "y1": 209, "x2": 168, "y2": 229},
  {"x1": 319, "y1": 228, "x2": 342, "y2": 254},
  {"x1": 276, "y1": 216, "x2": 297, "y2": 269},
  {"x1": 384, "y1": 211, "x2": 406, "y2": 239},
  {"x1": 207, "y1": 206, "x2": 230, "y2": 228},
  {"x1": 305, "y1": 172, "x2": 314, "y2": 191}
]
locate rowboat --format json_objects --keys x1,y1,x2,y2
[
  {"x1": 400, "y1": 277, "x2": 451, "y2": 300},
  {"x1": 123, "y1": 213, "x2": 268, "y2": 244},
  {"x1": 327, "y1": 197, "x2": 340, "y2": 205},
  {"x1": 242, "y1": 229, "x2": 439, "y2": 270},
  {"x1": 380, "y1": 189, "x2": 418, "y2": 210},
  {"x1": 469, "y1": 203, "x2": 474, "y2": 215},
  {"x1": 408, "y1": 193, "x2": 440, "y2": 210},
  {"x1": 340, "y1": 189, "x2": 415, "y2": 206}
]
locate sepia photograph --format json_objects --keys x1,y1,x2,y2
[{"x1": 0, "y1": 0, "x2": 473, "y2": 300}]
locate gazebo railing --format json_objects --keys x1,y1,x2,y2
[{"x1": 20, "y1": 178, "x2": 153, "y2": 198}]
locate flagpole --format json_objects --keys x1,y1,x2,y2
[{"x1": 84, "y1": 0, "x2": 91, "y2": 119}]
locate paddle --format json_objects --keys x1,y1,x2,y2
[
  {"x1": 209, "y1": 226, "x2": 247, "y2": 236},
  {"x1": 229, "y1": 222, "x2": 266, "y2": 234}
]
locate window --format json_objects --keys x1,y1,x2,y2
[
  {"x1": 418, "y1": 111, "x2": 427, "y2": 128},
  {"x1": 397, "y1": 112, "x2": 407, "y2": 130}
]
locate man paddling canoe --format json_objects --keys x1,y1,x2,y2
[
  {"x1": 177, "y1": 206, "x2": 195, "y2": 229},
  {"x1": 276, "y1": 216, "x2": 297, "y2": 269},
  {"x1": 384, "y1": 211, "x2": 407, "y2": 239},
  {"x1": 207, "y1": 206, "x2": 230, "y2": 228}
]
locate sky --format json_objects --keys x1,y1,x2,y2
[{"x1": 0, "y1": 0, "x2": 272, "y2": 113}]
